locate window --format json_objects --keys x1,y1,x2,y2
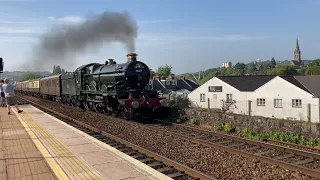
[
  {"x1": 226, "y1": 94, "x2": 232, "y2": 101},
  {"x1": 257, "y1": 98, "x2": 265, "y2": 106},
  {"x1": 292, "y1": 99, "x2": 302, "y2": 108},
  {"x1": 171, "y1": 80, "x2": 176, "y2": 85},
  {"x1": 200, "y1": 94, "x2": 206, "y2": 102},
  {"x1": 213, "y1": 94, "x2": 217, "y2": 99},
  {"x1": 274, "y1": 99, "x2": 282, "y2": 108}
]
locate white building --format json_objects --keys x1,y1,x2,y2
[
  {"x1": 222, "y1": 62, "x2": 232, "y2": 68},
  {"x1": 188, "y1": 75, "x2": 320, "y2": 123}
]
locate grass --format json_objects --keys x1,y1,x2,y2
[{"x1": 240, "y1": 128, "x2": 320, "y2": 147}]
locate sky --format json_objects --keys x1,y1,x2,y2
[{"x1": 0, "y1": 0, "x2": 320, "y2": 74}]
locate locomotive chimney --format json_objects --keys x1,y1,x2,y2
[
  {"x1": 108, "y1": 59, "x2": 114, "y2": 65},
  {"x1": 126, "y1": 53, "x2": 138, "y2": 61}
]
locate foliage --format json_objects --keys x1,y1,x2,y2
[
  {"x1": 173, "y1": 58, "x2": 320, "y2": 86},
  {"x1": 304, "y1": 59, "x2": 320, "y2": 75},
  {"x1": 52, "y1": 65, "x2": 66, "y2": 75},
  {"x1": 150, "y1": 70, "x2": 156, "y2": 79},
  {"x1": 270, "y1": 57, "x2": 276, "y2": 68},
  {"x1": 156, "y1": 64, "x2": 172, "y2": 78},
  {"x1": 188, "y1": 117, "x2": 201, "y2": 125},
  {"x1": 167, "y1": 94, "x2": 191, "y2": 109},
  {"x1": 240, "y1": 128, "x2": 320, "y2": 147},
  {"x1": 264, "y1": 65, "x2": 298, "y2": 75},
  {"x1": 20, "y1": 72, "x2": 41, "y2": 81},
  {"x1": 215, "y1": 122, "x2": 235, "y2": 133}
]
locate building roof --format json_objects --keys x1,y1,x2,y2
[
  {"x1": 217, "y1": 75, "x2": 276, "y2": 91},
  {"x1": 290, "y1": 60, "x2": 302, "y2": 66},
  {"x1": 294, "y1": 75, "x2": 320, "y2": 97},
  {"x1": 215, "y1": 75, "x2": 320, "y2": 97},
  {"x1": 278, "y1": 76, "x2": 311, "y2": 94}
]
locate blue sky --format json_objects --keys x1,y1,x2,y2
[{"x1": 0, "y1": 0, "x2": 320, "y2": 74}]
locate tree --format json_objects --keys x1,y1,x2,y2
[
  {"x1": 265, "y1": 65, "x2": 298, "y2": 75},
  {"x1": 20, "y1": 72, "x2": 41, "y2": 82},
  {"x1": 150, "y1": 70, "x2": 156, "y2": 79},
  {"x1": 270, "y1": 57, "x2": 276, "y2": 68},
  {"x1": 233, "y1": 62, "x2": 246, "y2": 75},
  {"x1": 157, "y1": 64, "x2": 172, "y2": 78},
  {"x1": 53, "y1": 65, "x2": 56, "y2": 74},
  {"x1": 247, "y1": 62, "x2": 257, "y2": 73},
  {"x1": 52, "y1": 65, "x2": 62, "y2": 74},
  {"x1": 199, "y1": 71, "x2": 216, "y2": 85},
  {"x1": 304, "y1": 59, "x2": 320, "y2": 75},
  {"x1": 305, "y1": 66, "x2": 320, "y2": 75}
]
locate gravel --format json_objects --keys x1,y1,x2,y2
[
  {"x1": 20, "y1": 95, "x2": 319, "y2": 180},
  {"x1": 190, "y1": 124, "x2": 320, "y2": 154}
]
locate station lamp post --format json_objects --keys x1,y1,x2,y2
[{"x1": 0, "y1": 57, "x2": 3, "y2": 79}]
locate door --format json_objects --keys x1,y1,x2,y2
[{"x1": 211, "y1": 94, "x2": 218, "y2": 108}]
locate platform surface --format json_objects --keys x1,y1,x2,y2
[
  {"x1": 9, "y1": 104, "x2": 172, "y2": 180},
  {"x1": 0, "y1": 107, "x2": 57, "y2": 180}
]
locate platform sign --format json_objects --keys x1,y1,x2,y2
[{"x1": 0, "y1": 58, "x2": 3, "y2": 73}]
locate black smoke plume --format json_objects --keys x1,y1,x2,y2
[{"x1": 23, "y1": 11, "x2": 138, "y2": 71}]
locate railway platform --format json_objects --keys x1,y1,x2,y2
[{"x1": 0, "y1": 105, "x2": 172, "y2": 180}]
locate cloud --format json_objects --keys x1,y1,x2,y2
[
  {"x1": 0, "y1": 36, "x2": 36, "y2": 43},
  {"x1": 0, "y1": 27, "x2": 41, "y2": 34},
  {"x1": 48, "y1": 16, "x2": 85, "y2": 24},
  {"x1": 138, "y1": 19, "x2": 179, "y2": 24},
  {"x1": 0, "y1": 21, "x2": 37, "y2": 24}
]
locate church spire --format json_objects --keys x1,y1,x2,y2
[{"x1": 294, "y1": 38, "x2": 301, "y2": 62}]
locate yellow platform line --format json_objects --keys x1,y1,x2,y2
[
  {"x1": 12, "y1": 109, "x2": 69, "y2": 180},
  {"x1": 13, "y1": 109, "x2": 104, "y2": 180},
  {"x1": 20, "y1": 112, "x2": 104, "y2": 180}
]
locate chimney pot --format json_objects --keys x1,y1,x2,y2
[
  {"x1": 108, "y1": 59, "x2": 114, "y2": 65},
  {"x1": 126, "y1": 53, "x2": 138, "y2": 61}
]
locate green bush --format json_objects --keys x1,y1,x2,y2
[
  {"x1": 216, "y1": 122, "x2": 225, "y2": 131},
  {"x1": 240, "y1": 128, "x2": 319, "y2": 147},
  {"x1": 215, "y1": 122, "x2": 235, "y2": 133},
  {"x1": 167, "y1": 94, "x2": 191, "y2": 109}
]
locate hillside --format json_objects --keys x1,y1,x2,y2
[
  {"x1": 179, "y1": 59, "x2": 316, "y2": 85},
  {"x1": 0, "y1": 71, "x2": 52, "y2": 81}
]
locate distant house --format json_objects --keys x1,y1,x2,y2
[
  {"x1": 188, "y1": 75, "x2": 275, "y2": 114},
  {"x1": 188, "y1": 75, "x2": 320, "y2": 123},
  {"x1": 146, "y1": 74, "x2": 199, "y2": 99}
]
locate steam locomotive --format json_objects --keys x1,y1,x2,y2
[{"x1": 14, "y1": 53, "x2": 168, "y2": 120}]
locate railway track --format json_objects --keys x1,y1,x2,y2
[
  {"x1": 16, "y1": 96, "x2": 215, "y2": 180},
  {"x1": 144, "y1": 119, "x2": 320, "y2": 179}
]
